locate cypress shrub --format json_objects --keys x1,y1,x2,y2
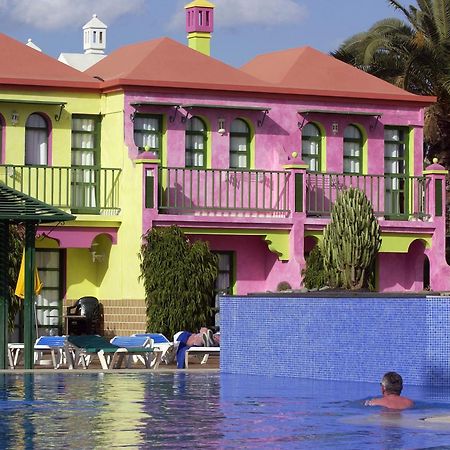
[
  {"x1": 301, "y1": 245, "x2": 329, "y2": 289},
  {"x1": 139, "y1": 225, "x2": 218, "y2": 337}
]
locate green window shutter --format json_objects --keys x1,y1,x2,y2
[
  {"x1": 145, "y1": 170, "x2": 154, "y2": 209},
  {"x1": 435, "y1": 179, "x2": 443, "y2": 217},
  {"x1": 295, "y1": 173, "x2": 303, "y2": 213}
]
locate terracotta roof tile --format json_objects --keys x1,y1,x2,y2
[
  {"x1": 241, "y1": 46, "x2": 434, "y2": 103},
  {"x1": 86, "y1": 37, "x2": 267, "y2": 92},
  {"x1": 0, "y1": 32, "x2": 99, "y2": 89}
]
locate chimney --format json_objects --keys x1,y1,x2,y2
[{"x1": 185, "y1": 0, "x2": 215, "y2": 56}]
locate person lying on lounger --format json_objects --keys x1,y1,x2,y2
[
  {"x1": 184, "y1": 327, "x2": 219, "y2": 347},
  {"x1": 365, "y1": 371, "x2": 414, "y2": 410},
  {"x1": 175, "y1": 327, "x2": 219, "y2": 368}
]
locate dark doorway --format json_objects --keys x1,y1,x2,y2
[
  {"x1": 211, "y1": 251, "x2": 234, "y2": 330},
  {"x1": 423, "y1": 255, "x2": 430, "y2": 291}
]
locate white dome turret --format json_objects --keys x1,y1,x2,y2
[{"x1": 83, "y1": 14, "x2": 107, "y2": 55}]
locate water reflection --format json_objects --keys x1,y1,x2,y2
[
  {"x1": 0, "y1": 373, "x2": 449, "y2": 449},
  {"x1": 139, "y1": 372, "x2": 224, "y2": 447}
]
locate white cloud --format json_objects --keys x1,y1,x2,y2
[
  {"x1": 169, "y1": 0, "x2": 307, "y2": 30},
  {"x1": 0, "y1": 0, "x2": 146, "y2": 30}
]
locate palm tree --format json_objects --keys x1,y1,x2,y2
[{"x1": 332, "y1": 0, "x2": 450, "y2": 165}]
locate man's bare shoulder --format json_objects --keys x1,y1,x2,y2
[
  {"x1": 365, "y1": 396, "x2": 413, "y2": 410},
  {"x1": 365, "y1": 397, "x2": 385, "y2": 407}
]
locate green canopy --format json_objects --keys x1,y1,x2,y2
[{"x1": 0, "y1": 182, "x2": 75, "y2": 369}]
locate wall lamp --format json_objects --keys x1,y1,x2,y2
[
  {"x1": 331, "y1": 122, "x2": 339, "y2": 135},
  {"x1": 11, "y1": 111, "x2": 19, "y2": 126},
  {"x1": 89, "y1": 243, "x2": 105, "y2": 263},
  {"x1": 218, "y1": 118, "x2": 226, "y2": 136}
]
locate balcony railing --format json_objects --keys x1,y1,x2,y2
[
  {"x1": 306, "y1": 173, "x2": 429, "y2": 219},
  {"x1": 158, "y1": 167, "x2": 291, "y2": 216},
  {"x1": 156, "y1": 168, "x2": 431, "y2": 220},
  {"x1": 0, "y1": 164, "x2": 121, "y2": 215}
]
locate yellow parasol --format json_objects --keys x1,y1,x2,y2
[{"x1": 14, "y1": 251, "x2": 43, "y2": 299}]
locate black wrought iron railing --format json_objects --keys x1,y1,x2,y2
[{"x1": 0, "y1": 164, "x2": 121, "y2": 214}]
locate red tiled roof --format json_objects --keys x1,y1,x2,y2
[
  {"x1": 0, "y1": 33, "x2": 99, "y2": 90},
  {"x1": 85, "y1": 38, "x2": 267, "y2": 90},
  {"x1": 241, "y1": 46, "x2": 434, "y2": 104},
  {"x1": 86, "y1": 37, "x2": 267, "y2": 92}
]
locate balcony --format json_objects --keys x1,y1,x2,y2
[
  {"x1": 0, "y1": 164, "x2": 121, "y2": 215},
  {"x1": 305, "y1": 173, "x2": 430, "y2": 220},
  {"x1": 157, "y1": 167, "x2": 291, "y2": 217},
  {"x1": 156, "y1": 167, "x2": 432, "y2": 221}
]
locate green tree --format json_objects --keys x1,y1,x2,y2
[
  {"x1": 322, "y1": 188, "x2": 381, "y2": 290},
  {"x1": 332, "y1": 0, "x2": 450, "y2": 165},
  {"x1": 139, "y1": 225, "x2": 218, "y2": 338}
]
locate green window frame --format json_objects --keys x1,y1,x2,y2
[
  {"x1": 302, "y1": 123, "x2": 321, "y2": 172},
  {"x1": 384, "y1": 126, "x2": 409, "y2": 217},
  {"x1": 133, "y1": 114, "x2": 162, "y2": 157},
  {"x1": 211, "y1": 251, "x2": 235, "y2": 329},
  {"x1": 14, "y1": 249, "x2": 65, "y2": 340},
  {"x1": 185, "y1": 116, "x2": 207, "y2": 168},
  {"x1": 230, "y1": 118, "x2": 250, "y2": 169},
  {"x1": 71, "y1": 115, "x2": 101, "y2": 213},
  {"x1": 35, "y1": 249, "x2": 64, "y2": 336},
  {"x1": 343, "y1": 125, "x2": 362, "y2": 174}
]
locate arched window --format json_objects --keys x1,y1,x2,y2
[
  {"x1": 344, "y1": 125, "x2": 362, "y2": 174},
  {"x1": 301, "y1": 123, "x2": 321, "y2": 172},
  {"x1": 230, "y1": 119, "x2": 250, "y2": 169},
  {"x1": 185, "y1": 116, "x2": 207, "y2": 168},
  {"x1": 25, "y1": 113, "x2": 48, "y2": 165}
]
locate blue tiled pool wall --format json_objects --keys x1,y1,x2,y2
[{"x1": 220, "y1": 295, "x2": 450, "y2": 386}]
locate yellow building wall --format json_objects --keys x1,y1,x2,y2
[
  {"x1": 0, "y1": 91, "x2": 101, "y2": 167},
  {"x1": 0, "y1": 89, "x2": 146, "y2": 302},
  {"x1": 63, "y1": 91, "x2": 146, "y2": 302}
]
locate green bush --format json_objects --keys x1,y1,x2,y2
[
  {"x1": 322, "y1": 187, "x2": 381, "y2": 290},
  {"x1": 139, "y1": 225, "x2": 218, "y2": 337},
  {"x1": 276, "y1": 281, "x2": 292, "y2": 291},
  {"x1": 301, "y1": 245, "x2": 329, "y2": 289}
]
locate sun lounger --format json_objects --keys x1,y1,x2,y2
[
  {"x1": 110, "y1": 336, "x2": 162, "y2": 369},
  {"x1": 8, "y1": 336, "x2": 70, "y2": 369},
  {"x1": 173, "y1": 331, "x2": 220, "y2": 368},
  {"x1": 184, "y1": 346, "x2": 220, "y2": 369},
  {"x1": 132, "y1": 333, "x2": 175, "y2": 364},
  {"x1": 67, "y1": 335, "x2": 159, "y2": 370}
]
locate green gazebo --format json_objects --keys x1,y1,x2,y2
[{"x1": 0, "y1": 183, "x2": 74, "y2": 369}]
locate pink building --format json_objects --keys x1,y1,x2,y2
[
  {"x1": 83, "y1": 0, "x2": 450, "y2": 299},
  {"x1": 0, "y1": 1, "x2": 448, "y2": 336}
]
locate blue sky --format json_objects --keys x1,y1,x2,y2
[{"x1": 0, "y1": 0, "x2": 404, "y2": 67}]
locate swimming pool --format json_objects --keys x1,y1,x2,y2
[{"x1": 0, "y1": 372, "x2": 450, "y2": 449}]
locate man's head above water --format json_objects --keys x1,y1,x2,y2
[{"x1": 381, "y1": 371, "x2": 403, "y2": 395}]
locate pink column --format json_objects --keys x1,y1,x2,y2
[
  {"x1": 141, "y1": 161, "x2": 160, "y2": 234},
  {"x1": 423, "y1": 160, "x2": 450, "y2": 291},
  {"x1": 282, "y1": 156, "x2": 308, "y2": 289}
]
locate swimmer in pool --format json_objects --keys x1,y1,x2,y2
[{"x1": 365, "y1": 372, "x2": 414, "y2": 410}]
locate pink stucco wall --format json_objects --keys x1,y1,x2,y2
[
  {"x1": 378, "y1": 241, "x2": 426, "y2": 292},
  {"x1": 125, "y1": 89, "x2": 450, "y2": 294},
  {"x1": 125, "y1": 91, "x2": 424, "y2": 177},
  {"x1": 188, "y1": 233, "x2": 301, "y2": 294}
]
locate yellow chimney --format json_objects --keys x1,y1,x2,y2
[{"x1": 185, "y1": 0, "x2": 215, "y2": 56}]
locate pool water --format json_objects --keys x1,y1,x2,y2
[{"x1": 0, "y1": 372, "x2": 450, "y2": 449}]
